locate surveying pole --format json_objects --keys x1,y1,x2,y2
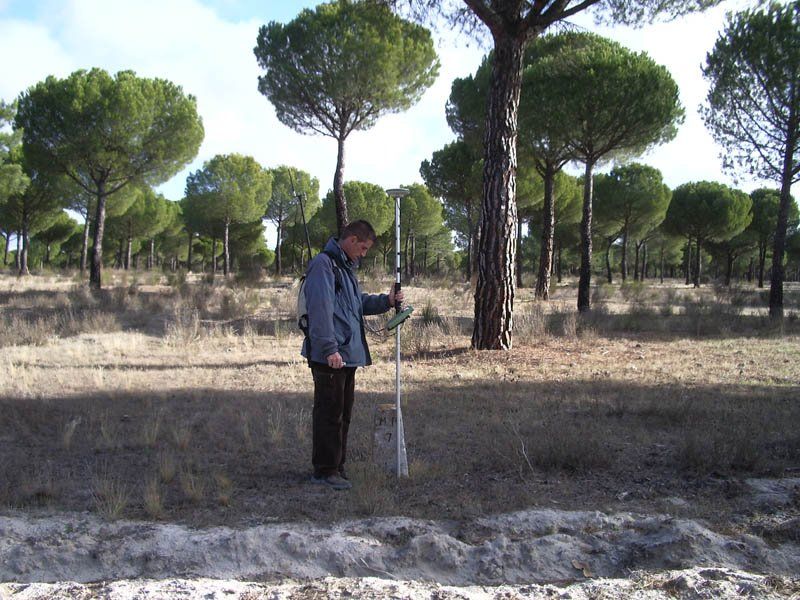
[{"x1": 385, "y1": 188, "x2": 410, "y2": 478}]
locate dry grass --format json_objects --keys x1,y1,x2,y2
[
  {"x1": 143, "y1": 476, "x2": 165, "y2": 519},
  {"x1": 0, "y1": 272, "x2": 799, "y2": 529},
  {"x1": 92, "y1": 467, "x2": 130, "y2": 520}
]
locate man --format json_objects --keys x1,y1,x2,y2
[{"x1": 302, "y1": 220, "x2": 403, "y2": 490}]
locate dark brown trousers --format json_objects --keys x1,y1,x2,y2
[{"x1": 310, "y1": 364, "x2": 356, "y2": 477}]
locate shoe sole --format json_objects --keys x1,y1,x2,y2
[{"x1": 310, "y1": 477, "x2": 352, "y2": 491}]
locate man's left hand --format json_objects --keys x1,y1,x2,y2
[{"x1": 388, "y1": 286, "x2": 404, "y2": 307}]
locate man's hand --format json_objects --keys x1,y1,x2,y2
[
  {"x1": 327, "y1": 352, "x2": 345, "y2": 369},
  {"x1": 388, "y1": 286, "x2": 405, "y2": 307}
]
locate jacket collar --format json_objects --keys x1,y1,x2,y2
[{"x1": 326, "y1": 237, "x2": 355, "y2": 269}]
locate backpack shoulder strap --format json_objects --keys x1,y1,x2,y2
[{"x1": 321, "y1": 249, "x2": 343, "y2": 292}]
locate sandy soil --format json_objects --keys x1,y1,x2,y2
[
  {"x1": 1, "y1": 479, "x2": 799, "y2": 599},
  {"x1": 2, "y1": 569, "x2": 797, "y2": 599}
]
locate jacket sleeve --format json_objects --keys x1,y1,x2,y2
[
  {"x1": 361, "y1": 292, "x2": 391, "y2": 316},
  {"x1": 305, "y1": 256, "x2": 339, "y2": 359}
]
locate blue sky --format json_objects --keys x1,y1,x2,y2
[{"x1": 1, "y1": 0, "x2": 786, "y2": 241}]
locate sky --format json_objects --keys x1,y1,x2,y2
[{"x1": 0, "y1": 0, "x2": 787, "y2": 236}]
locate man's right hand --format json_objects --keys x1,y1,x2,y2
[{"x1": 326, "y1": 352, "x2": 345, "y2": 369}]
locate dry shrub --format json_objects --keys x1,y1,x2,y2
[
  {"x1": 591, "y1": 282, "x2": 615, "y2": 304},
  {"x1": 171, "y1": 421, "x2": 192, "y2": 451},
  {"x1": 515, "y1": 302, "x2": 547, "y2": 338},
  {"x1": 401, "y1": 321, "x2": 442, "y2": 355},
  {"x1": 679, "y1": 414, "x2": 765, "y2": 474},
  {"x1": 96, "y1": 410, "x2": 122, "y2": 449},
  {"x1": 143, "y1": 476, "x2": 165, "y2": 519},
  {"x1": 505, "y1": 415, "x2": 611, "y2": 475},
  {"x1": 293, "y1": 407, "x2": 310, "y2": 445},
  {"x1": 0, "y1": 307, "x2": 119, "y2": 348},
  {"x1": 179, "y1": 282, "x2": 214, "y2": 316},
  {"x1": 180, "y1": 467, "x2": 205, "y2": 503},
  {"x1": 349, "y1": 462, "x2": 395, "y2": 516},
  {"x1": 61, "y1": 417, "x2": 82, "y2": 450},
  {"x1": 220, "y1": 288, "x2": 260, "y2": 320},
  {"x1": 267, "y1": 402, "x2": 286, "y2": 445},
  {"x1": 214, "y1": 472, "x2": 233, "y2": 507},
  {"x1": 545, "y1": 308, "x2": 579, "y2": 338},
  {"x1": 92, "y1": 471, "x2": 129, "y2": 520},
  {"x1": 16, "y1": 465, "x2": 58, "y2": 507},
  {"x1": 620, "y1": 280, "x2": 649, "y2": 304},
  {"x1": 165, "y1": 308, "x2": 204, "y2": 346},
  {"x1": 240, "y1": 411, "x2": 255, "y2": 452},
  {"x1": 142, "y1": 410, "x2": 164, "y2": 448},
  {"x1": 159, "y1": 451, "x2": 177, "y2": 484}
]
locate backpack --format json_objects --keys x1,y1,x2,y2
[{"x1": 297, "y1": 249, "x2": 343, "y2": 337}]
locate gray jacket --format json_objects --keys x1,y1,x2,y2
[{"x1": 301, "y1": 237, "x2": 390, "y2": 367}]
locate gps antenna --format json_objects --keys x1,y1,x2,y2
[
  {"x1": 385, "y1": 187, "x2": 411, "y2": 478},
  {"x1": 289, "y1": 168, "x2": 313, "y2": 264}
]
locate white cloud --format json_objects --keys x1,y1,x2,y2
[
  {"x1": 2, "y1": 0, "x2": 792, "y2": 214},
  {"x1": 0, "y1": 19, "x2": 75, "y2": 100}
]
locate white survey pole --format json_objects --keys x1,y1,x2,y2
[{"x1": 386, "y1": 188, "x2": 409, "y2": 478}]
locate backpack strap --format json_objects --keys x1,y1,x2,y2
[{"x1": 321, "y1": 248, "x2": 344, "y2": 293}]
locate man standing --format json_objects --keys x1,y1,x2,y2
[{"x1": 302, "y1": 220, "x2": 403, "y2": 490}]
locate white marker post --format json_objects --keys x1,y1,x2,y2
[{"x1": 385, "y1": 188, "x2": 409, "y2": 478}]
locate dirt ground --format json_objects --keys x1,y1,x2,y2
[{"x1": 1, "y1": 274, "x2": 799, "y2": 597}]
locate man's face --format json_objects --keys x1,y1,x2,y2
[{"x1": 341, "y1": 235, "x2": 373, "y2": 262}]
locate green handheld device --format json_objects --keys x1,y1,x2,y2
[{"x1": 387, "y1": 305, "x2": 414, "y2": 331}]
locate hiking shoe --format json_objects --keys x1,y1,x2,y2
[
  {"x1": 338, "y1": 468, "x2": 348, "y2": 480},
  {"x1": 311, "y1": 474, "x2": 352, "y2": 490}
]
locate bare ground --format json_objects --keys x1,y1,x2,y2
[{"x1": 1, "y1": 274, "x2": 800, "y2": 597}]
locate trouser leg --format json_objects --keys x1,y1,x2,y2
[
  {"x1": 339, "y1": 369, "x2": 356, "y2": 473},
  {"x1": 311, "y1": 365, "x2": 356, "y2": 477}
]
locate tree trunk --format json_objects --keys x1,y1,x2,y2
[
  {"x1": 634, "y1": 242, "x2": 641, "y2": 281},
  {"x1": 769, "y1": 120, "x2": 797, "y2": 318},
  {"x1": 18, "y1": 210, "x2": 30, "y2": 276},
  {"x1": 605, "y1": 237, "x2": 613, "y2": 284},
  {"x1": 577, "y1": 160, "x2": 595, "y2": 312},
  {"x1": 725, "y1": 251, "x2": 734, "y2": 286},
  {"x1": 212, "y1": 237, "x2": 217, "y2": 275},
  {"x1": 3, "y1": 233, "x2": 9, "y2": 265},
  {"x1": 80, "y1": 214, "x2": 90, "y2": 274},
  {"x1": 684, "y1": 239, "x2": 692, "y2": 285},
  {"x1": 465, "y1": 231, "x2": 472, "y2": 281},
  {"x1": 621, "y1": 230, "x2": 628, "y2": 282},
  {"x1": 223, "y1": 221, "x2": 230, "y2": 276},
  {"x1": 116, "y1": 238, "x2": 124, "y2": 269},
  {"x1": 693, "y1": 239, "x2": 702, "y2": 288},
  {"x1": 89, "y1": 183, "x2": 108, "y2": 290},
  {"x1": 148, "y1": 239, "x2": 155, "y2": 270},
  {"x1": 472, "y1": 35, "x2": 525, "y2": 350},
  {"x1": 410, "y1": 233, "x2": 417, "y2": 280},
  {"x1": 516, "y1": 217, "x2": 523, "y2": 288},
  {"x1": 757, "y1": 243, "x2": 767, "y2": 288},
  {"x1": 403, "y1": 232, "x2": 410, "y2": 279},
  {"x1": 642, "y1": 243, "x2": 648, "y2": 279},
  {"x1": 187, "y1": 230, "x2": 194, "y2": 272},
  {"x1": 465, "y1": 197, "x2": 475, "y2": 281},
  {"x1": 333, "y1": 134, "x2": 348, "y2": 236},
  {"x1": 659, "y1": 248, "x2": 665, "y2": 284},
  {"x1": 125, "y1": 236, "x2": 132, "y2": 271},
  {"x1": 15, "y1": 234, "x2": 20, "y2": 271},
  {"x1": 535, "y1": 167, "x2": 555, "y2": 299},
  {"x1": 557, "y1": 244, "x2": 563, "y2": 283},
  {"x1": 423, "y1": 238, "x2": 428, "y2": 276},
  {"x1": 275, "y1": 217, "x2": 283, "y2": 276}
]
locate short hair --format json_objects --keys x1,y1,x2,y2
[{"x1": 341, "y1": 220, "x2": 377, "y2": 243}]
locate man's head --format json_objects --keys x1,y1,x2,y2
[{"x1": 339, "y1": 220, "x2": 377, "y2": 262}]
